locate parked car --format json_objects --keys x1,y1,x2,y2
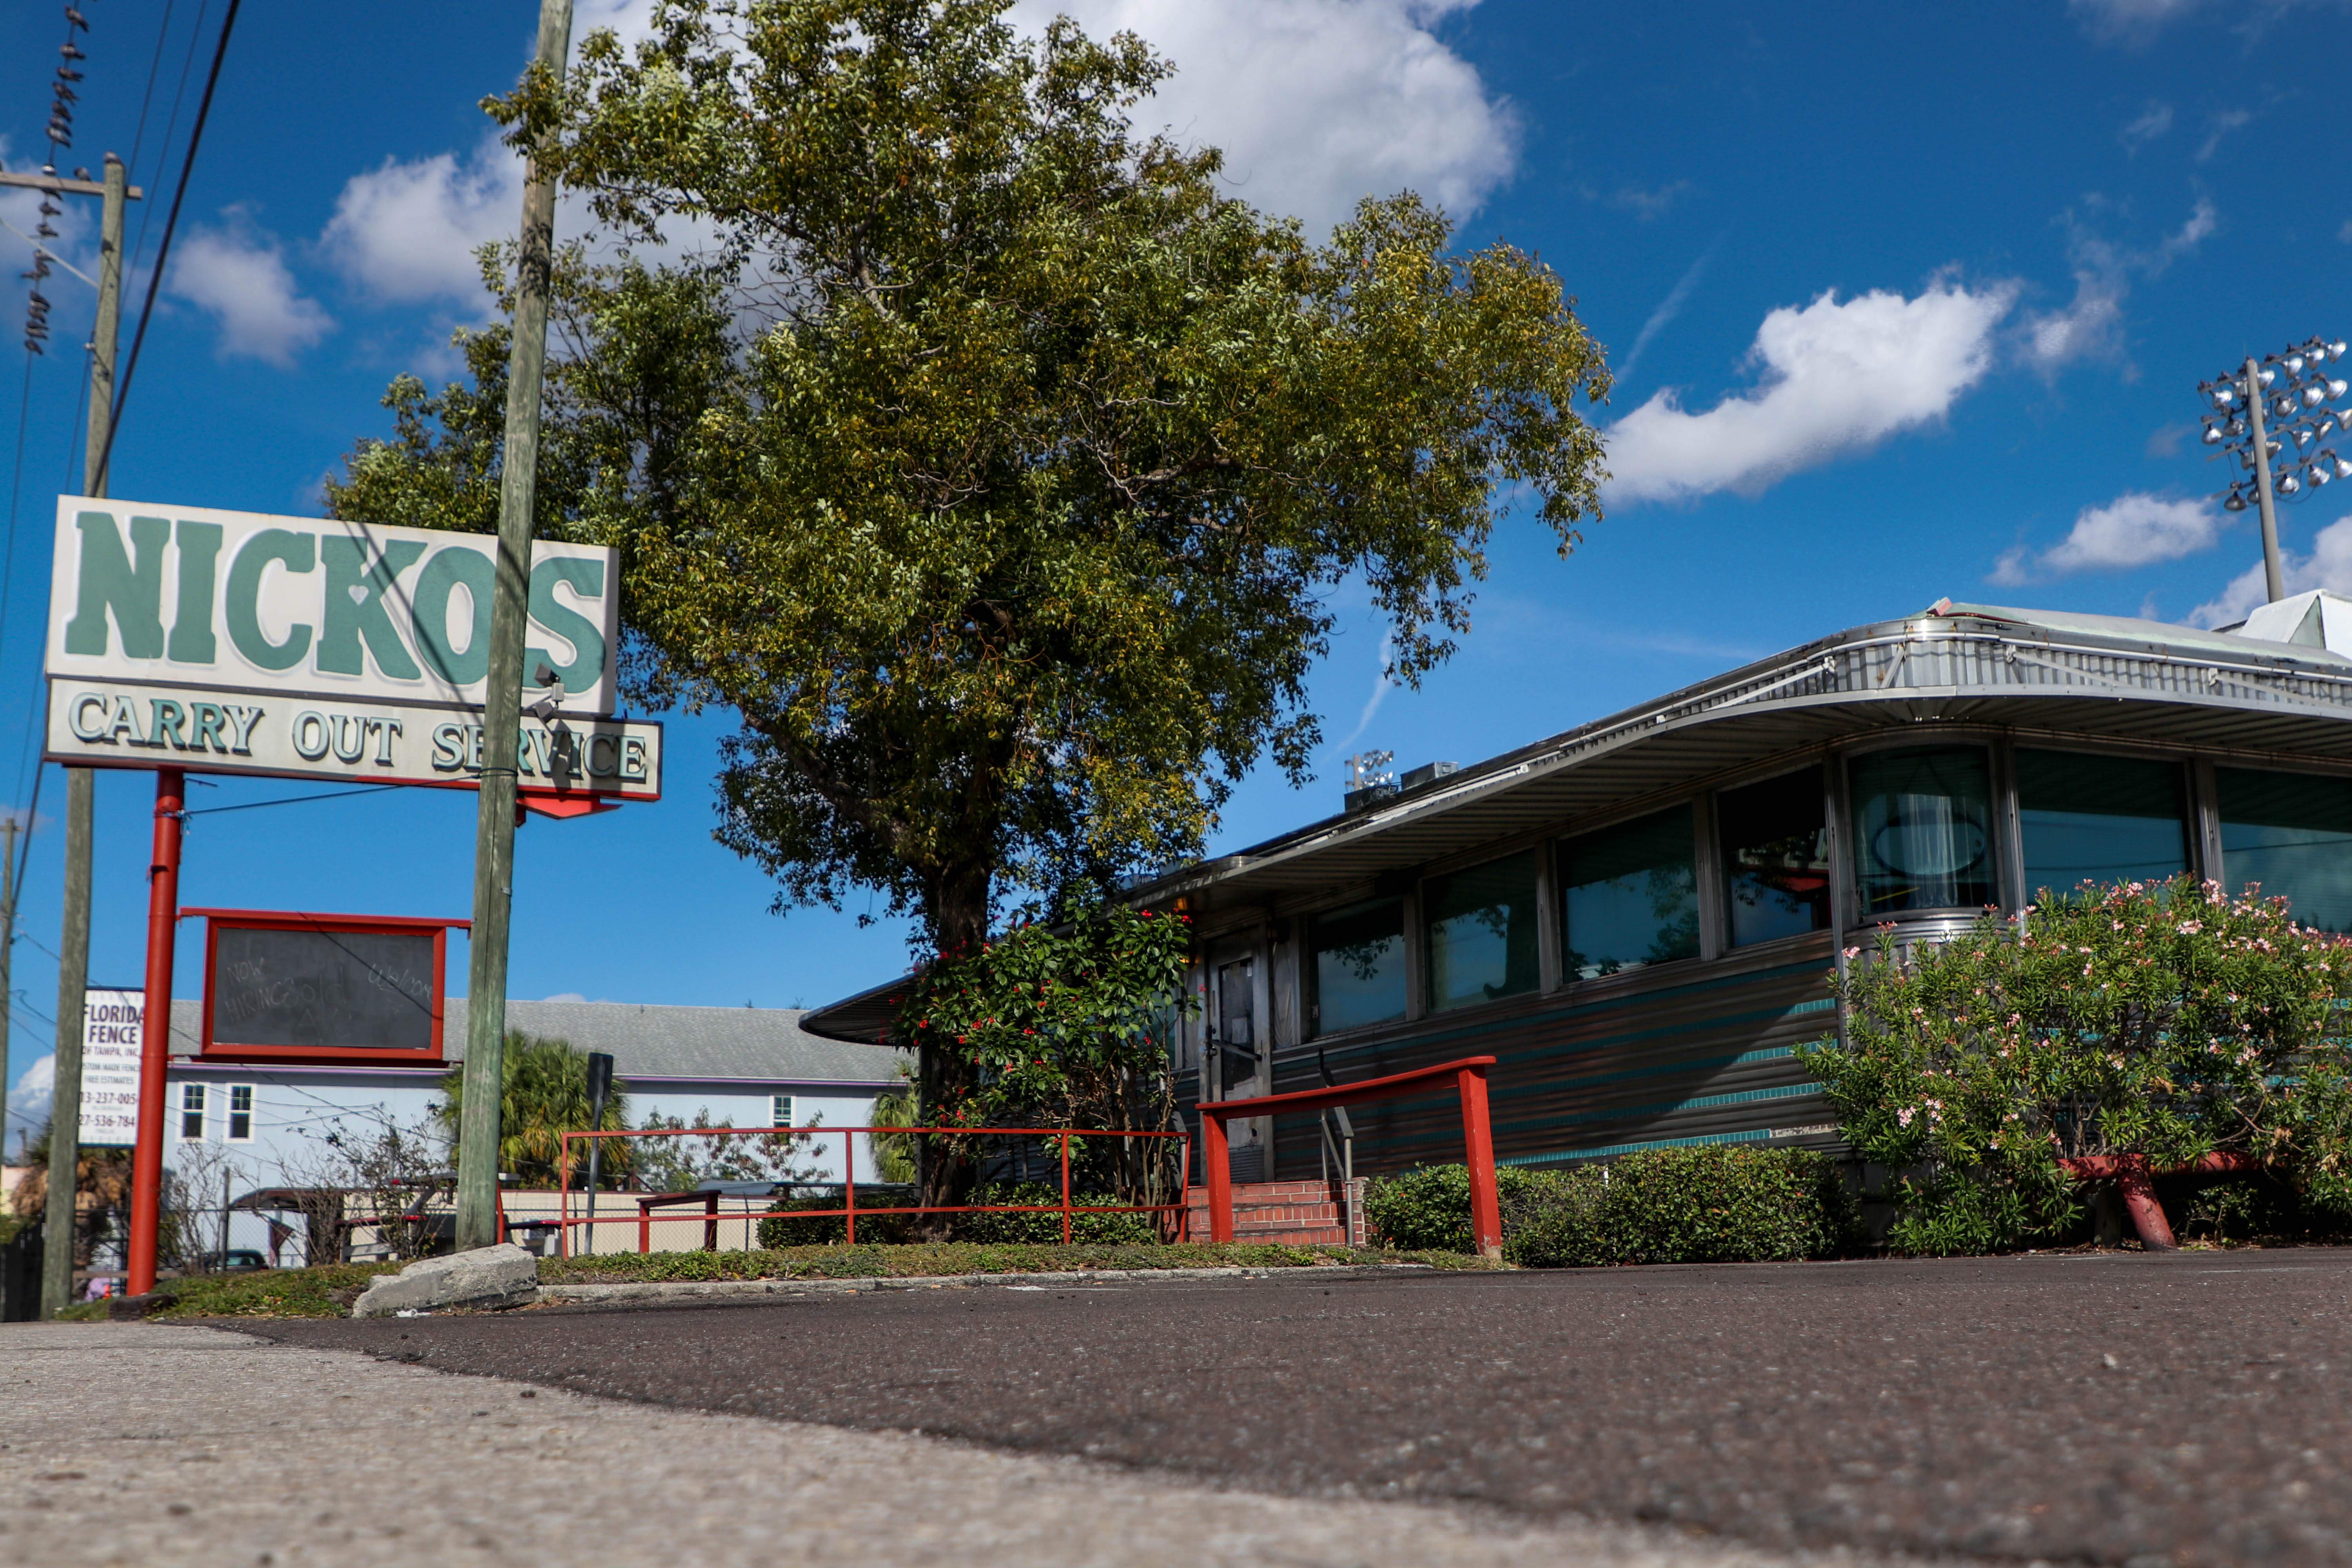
[{"x1": 190, "y1": 1249, "x2": 268, "y2": 1274}]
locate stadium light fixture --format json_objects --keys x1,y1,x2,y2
[{"x1": 2197, "y1": 335, "x2": 2351, "y2": 603}]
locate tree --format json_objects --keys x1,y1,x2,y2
[
  {"x1": 326, "y1": 0, "x2": 1612, "y2": 1186},
  {"x1": 895, "y1": 898, "x2": 1191, "y2": 1205},
  {"x1": 11, "y1": 1120, "x2": 132, "y2": 1272},
  {"x1": 436, "y1": 1033, "x2": 631, "y2": 1187},
  {"x1": 1798, "y1": 877, "x2": 2352, "y2": 1255}
]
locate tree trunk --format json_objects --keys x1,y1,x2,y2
[{"x1": 913, "y1": 860, "x2": 994, "y2": 1236}]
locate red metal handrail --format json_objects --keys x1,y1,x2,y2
[
  {"x1": 1199, "y1": 1056, "x2": 1501, "y2": 1257},
  {"x1": 555, "y1": 1124, "x2": 1191, "y2": 1256}
]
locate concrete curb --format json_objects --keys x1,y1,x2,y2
[{"x1": 537, "y1": 1262, "x2": 1448, "y2": 1305}]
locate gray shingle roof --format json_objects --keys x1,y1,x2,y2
[{"x1": 166, "y1": 997, "x2": 908, "y2": 1085}]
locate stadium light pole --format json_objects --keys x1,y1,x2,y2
[{"x1": 2196, "y1": 335, "x2": 2352, "y2": 606}]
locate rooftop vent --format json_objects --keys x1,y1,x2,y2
[{"x1": 1400, "y1": 760, "x2": 1457, "y2": 792}]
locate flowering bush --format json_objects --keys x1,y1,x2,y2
[{"x1": 1796, "y1": 877, "x2": 2352, "y2": 1255}]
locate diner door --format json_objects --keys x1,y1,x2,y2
[{"x1": 1215, "y1": 956, "x2": 1270, "y2": 1183}]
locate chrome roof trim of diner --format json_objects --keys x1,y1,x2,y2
[{"x1": 1122, "y1": 601, "x2": 2352, "y2": 928}]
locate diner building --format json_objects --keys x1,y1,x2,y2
[{"x1": 1108, "y1": 594, "x2": 2352, "y2": 1182}]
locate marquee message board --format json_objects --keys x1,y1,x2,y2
[
  {"x1": 197, "y1": 911, "x2": 459, "y2": 1063},
  {"x1": 40, "y1": 497, "x2": 660, "y2": 799},
  {"x1": 77, "y1": 987, "x2": 145, "y2": 1146}
]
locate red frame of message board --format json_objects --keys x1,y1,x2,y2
[{"x1": 185, "y1": 908, "x2": 470, "y2": 1064}]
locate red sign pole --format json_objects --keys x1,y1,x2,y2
[{"x1": 125, "y1": 766, "x2": 185, "y2": 1296}]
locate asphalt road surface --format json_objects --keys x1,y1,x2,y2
[{"x1": 240, "y1": 1249, "x2": 2352, "y2": 1565}]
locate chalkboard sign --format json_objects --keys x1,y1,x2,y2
[{"x1": 196, "y1": 911, "x2": 461, "y2": 1062}]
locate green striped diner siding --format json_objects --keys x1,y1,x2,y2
[{"x1": 1266, "y1": 942, "x2": 1841, "y2": 1179}]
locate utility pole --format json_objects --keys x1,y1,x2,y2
[
  {"x1": 31, "y1": 152, "x2": 132, "y2": 1316},
  {"x1": 456, "y1": 0, "x2": 575, "y2": 1251},
  {"x1": 0, "y1": 818, "x2": 16, "y2": 1161}
]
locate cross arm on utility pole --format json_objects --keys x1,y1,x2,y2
[{"x1": 0, "y1": 171, "x2": 142, "y2": 200}]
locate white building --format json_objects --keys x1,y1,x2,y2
[{"x1": 156, "y1": 997, "x2": 908, "y2": 1264}]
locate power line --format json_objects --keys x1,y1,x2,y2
[
  {"x1": 185, "y1": 784, "x2": 404, "y2": 818},
  {"x1": 94, "y1": 0, "x2": 240, "y2": 496},
  {"x1": 124, "y1": 0, "x2": 183, "y2": 180},
  {"x1": 127, "y1": 0, "x2": 209, "y2": 287}
]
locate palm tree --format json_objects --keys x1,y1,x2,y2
[{"x1": 436, "y1": 1034, "x2": 631, "y2": 1187}]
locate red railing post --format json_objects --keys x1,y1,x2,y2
[
  {"x1": 559, "y1": 1132, "x2": 572, "y2": 1259},
  {"x1": 844, "y1": 1128, "x2": 856, "y2": 1245},
  {"x1": 1456, "y1": 1063, "x2": 1501, "y2": 1258},
  {"x1": 1060, "y1": 1132, "x2": 1073, "y2": 1246},
  {"x1": 638, "y1": 1198, "x2": 650, "y2": 1255},
  {"x1": 1203, "y1": 1109, "x2": 1233, "y2": 1243},
  {"x1": 703, "y1": 1190, "x2": 720, "y2": 1251}
]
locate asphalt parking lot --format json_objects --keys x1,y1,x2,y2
[{"x1": 236, "y1": 1248, "x2": 2352, "y2": 1565}]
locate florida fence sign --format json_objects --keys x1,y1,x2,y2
[{"x1": 42, "y1": 497, "x2": 660, "y2": 799}]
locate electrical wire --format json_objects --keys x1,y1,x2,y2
[
  {"x1": 94, "y1": 0, "x2": 240, "y2": 496},
  {"x1": 184, "y1": 784, "x2": 405, "y2": 818},
  {"x1": 123, "y1": 0, "x2": 182, "y2": 181},
  {"x1": 126, "y1": 0, "x2": 209, "y2": 287}
]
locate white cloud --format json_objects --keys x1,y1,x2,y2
[
  {"x1": 2191, "y1": 515, "x2": 2352, "y2": 626},
  {"x1": 2119, "y1": 102, "x2": 2173, "y2": 152},
  {"x1": 1604, "y1": 278, "x2": 2016, "y2": 505},
  {"x1": 1009, "y1": 0, "x2": 1518, "y2": 232},
  {"x1": 1616, "y1": 248, "x2": 1712, "y2": 383},
  {"x1": 2021, "y1": 199, "x2": 2213, "y2": 376},
  {"x1": 2197, "y1": 109, "x2": 2252, "y2": 163},
  {"x1": 7, "y1": 1053, "x2": 52, "y2": 1149},
  {"x1": 1992, "y1": 492, "x2": 2223, "y2": 584},
  {"x1": 168, "y1": 211, "x2": 334, "y2": 367},
  {"x1": 2071, "y1": 0, "x2": 2207, "y2": 39},
  {"x1": 542, "y1": 992, "x2": 589, "y2": 1004},
  {"x1": 323, "y1": 139, "x2": 522, "y2": 306}
]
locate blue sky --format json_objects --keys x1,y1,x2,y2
[{"x1": 2, "y1": 0, "x2": 2347, "y2": 1141}]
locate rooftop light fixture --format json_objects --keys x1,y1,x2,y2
[{"x1": 2196, "y1": 334, "x2": 2350, "y2": 603}]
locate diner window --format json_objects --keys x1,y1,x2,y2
[
  {"x1": 178, "y1": 1083, "x2": 206, "y2": 1141},
  {"x1": 1559, "y1": 806, "x2": 1698, "y2": 980},
  {"x1": 226, "y1": 1085, "x2": 254, "y2": 1143},
  {"x1": 1308, "y1": 897, "x2": 1408, "y2": 1034},
  {"x1": 1850, "y1": 747, "x2": 1997, "y2": 915},
  {"x1": 1717, "y1": 769, "x2": 1832, "y2": 946},
  {"x1": 2218, "y1": 768, "x2": 2352, "y2": 932},
  {"x1": 771, "y1": 1094, "x2": 795, "y2": 1129},
  {"x1": 1424, "y1": 851, "x2": 1541, "y2": 1013},
  {"x1": 2017, "y1": 750, "x2": 2188, "y2": 900}
]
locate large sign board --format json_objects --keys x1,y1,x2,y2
[
  {"x1": 46, "y1": 497, "x2": 621, "y2": 711},
  {"x1": 197, "y1": 911, "x2": 458, "y2": 1064},
  {"x1": 78, "y1": 987, "x2": 145, "y2": 1146},
  {"x1": 40, "y1": 497, "x2": 659, "y2": 798}
]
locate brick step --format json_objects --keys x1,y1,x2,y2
[{"x1": 1184, "y1": 1178, "x2": 1367, "y2": 1247}]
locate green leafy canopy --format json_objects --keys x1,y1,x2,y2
[{"x1": 325, "y1": 0, "x2": 1611, "y2": 958}]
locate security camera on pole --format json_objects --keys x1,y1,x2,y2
[
  {"x1": 454, "y1": 0, "x2": 578, "y2": 1252},
  {"x1": 2196, "y1": 336, "x2": 2352, "y2": 606}
]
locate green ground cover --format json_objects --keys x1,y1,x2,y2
[{"x1": 59, "y1": 1243, "x2": 1492, "y2": 1319}]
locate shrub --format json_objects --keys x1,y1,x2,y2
[
  {"x1": 950, "y1": 1181, "x2": 1161, "y2": 1245},
  {"x1": 1797, "y1": 877, "x2": 2352, "y2": 1256},
  {"x1": 1363, "y1": 1162, "x2": 1542, "y2": 1253},
  {"x1": 1500, "y1": 1147, "x2": 1853, "y2": 1267},
  {"x1": 753, "y1": 1181, "x2": 1159, "y2": 1248}
]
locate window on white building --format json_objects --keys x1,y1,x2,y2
[
  {"x1": 227, "y1": 1085, "x2": 255, "y2": 1142},
  {"x1": 771, "y1": 1094, "x2": 794, "y2": 1129},
  {"x1": 178, "y1": 1083, "x2": 206, "y2": 1141}
]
